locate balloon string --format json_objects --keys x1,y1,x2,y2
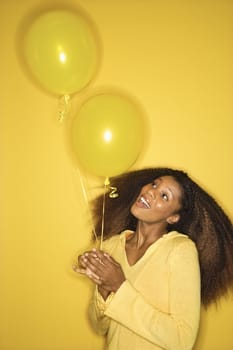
[
  {"x1": 58, "y1": 94, "x2": 70, "y2": 122},
  {"x1": 77, "y1": 173, "x2": 119, "y2": 250},
  {"x1": 77, "y1": 169, "x2": 98, "y2": 243},
  {"x1": 100, "y1": 177, "x2": 109, "y2": 250}
]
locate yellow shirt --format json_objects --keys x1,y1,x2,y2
[{"x1": 88, "y1": 230, "x2": 200, "y2": 350}]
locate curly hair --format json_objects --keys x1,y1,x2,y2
[{"x1": 91, "y1": 168, "x2": 233, "y2": 307}]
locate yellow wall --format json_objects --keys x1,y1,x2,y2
[{"x1": 1, "y1": 0, "x2": 233, "y2": 349}]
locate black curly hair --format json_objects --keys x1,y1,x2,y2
[{"x1": 91, "y1": 167, "x2": 233, "y2": 307}]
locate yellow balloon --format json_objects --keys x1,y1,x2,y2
[
  {"x1": 23, "y1": 10, "x2": 99, "y2": 95},
  {"x1": 72, "y1": 93, "x2": 145, "y2": 177}
]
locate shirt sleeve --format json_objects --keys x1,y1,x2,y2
[
  {"x1": 104, "y1": 240, "x2": 201, "y2": 350},
  {"x1": 88, "y1": 286, "x2": 114, "y2": 335}
]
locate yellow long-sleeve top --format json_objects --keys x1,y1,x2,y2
[{"x1": 88, "y1": 230, "x2": 201, "y2": 350}]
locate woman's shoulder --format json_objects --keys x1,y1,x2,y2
[{"x1": 164, "y1": 231, "x2": 196, "y2": 248}]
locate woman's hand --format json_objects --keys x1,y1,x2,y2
[
  {"x1": 73, "y1": 249, "x2": 126, "y2": 294},
  {"x1": 72, "y1": 250, "x2": 100, "y2": 281},
  {"x1": 84, "y1": 249, "x2": 126, "y2": 293}
]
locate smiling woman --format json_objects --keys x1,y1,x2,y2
[
  {"x1": 73, "y1": 167, "x2": 233, "y2": 350},
  {"x1": 131, "y1": 176, "x2": 183, "y2": 227}
]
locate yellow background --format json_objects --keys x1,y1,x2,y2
[{"x1": 1, "y1": 0, "x2": 233, "y2": 349}]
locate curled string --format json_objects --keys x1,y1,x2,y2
[
  {"x1": 58, "y1": 94, "x2": 70, "y2": 122},
  {"x1": 104, "y1": 177, "x2": 119, "y2": 198},
  {"x1": 108, "y1": 185, "x2": 119, "y2": 198},
  {"x1": 100, "y1": 178, "x2": 119, "y2": 249}
]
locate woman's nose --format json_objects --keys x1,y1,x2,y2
[{"x1": 147, "y1": 189, "x2": 155, "y2": 200}]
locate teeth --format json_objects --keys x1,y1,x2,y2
[{"x1": 140, "y1": 196, "x2": 150, "y2": 208}]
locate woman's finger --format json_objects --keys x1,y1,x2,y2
[
  {"x1": 85, "y1": 268, "x2": 102, "y2": 284},
  {"x1": 73, "y1": 266, "x2": 86, "y2": 274}
]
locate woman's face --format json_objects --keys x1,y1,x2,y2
[{"x1": 131, "y1": 175, "x2": 183, "y2": 225}]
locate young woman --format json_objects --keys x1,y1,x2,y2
[{"x1": 73, "y1": 168, "x2": 233, "y2": 350}]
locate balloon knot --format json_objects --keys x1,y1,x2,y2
[{"x1": 58, "y1": 94, "x2": 70, "y2": 122}]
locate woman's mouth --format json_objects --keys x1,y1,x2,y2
[{"x1": 138, "y1": 196, "x2": 151, "y2": 208}]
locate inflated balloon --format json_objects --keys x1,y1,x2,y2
[
  {"x1": 23, "y1": 10, "x2": 98, "y2": 95},
  {"x1": 72, "y1": 93, "x2": 145, "y2": 177}
]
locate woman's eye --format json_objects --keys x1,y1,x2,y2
[
  {"x1": 162, "y1": 193, "x2": 168, "y2": 201},
  {"x1": 152, "y1": 182, "x2": 157, "y2": 188}
]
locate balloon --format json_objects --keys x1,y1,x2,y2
[
  {"x1": 23, "y1": 10, "x2": 99, "y2": 95},
  {"x1": 72, "y1": 93, "x2": 145, "y2": 177}
]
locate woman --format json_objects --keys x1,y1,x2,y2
[{"x1": 73, "y1": 168, "x2": 233, "y2": 350}]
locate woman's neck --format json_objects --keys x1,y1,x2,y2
[{"x1": 132, "y1": 221, "x2": 168, "y2": 248}]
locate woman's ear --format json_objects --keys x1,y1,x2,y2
[{"x1": 166, "y1": 213, "x2": 180, "y2": 225}]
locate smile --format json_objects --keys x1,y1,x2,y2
[{"x1": 139, "y1": 196, "x2": 151, "y2": 209}]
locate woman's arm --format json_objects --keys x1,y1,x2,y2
[
  {"x1": 73, "y1": 249, "x2": 116, "y2": 335},
  {"x1": 87, "y1": 286, "x2": 113, "y2": 336}
]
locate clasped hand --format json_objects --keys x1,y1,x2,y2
[{"x1": 73, "y1": 249, "x2": 126, "y2": 297}]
